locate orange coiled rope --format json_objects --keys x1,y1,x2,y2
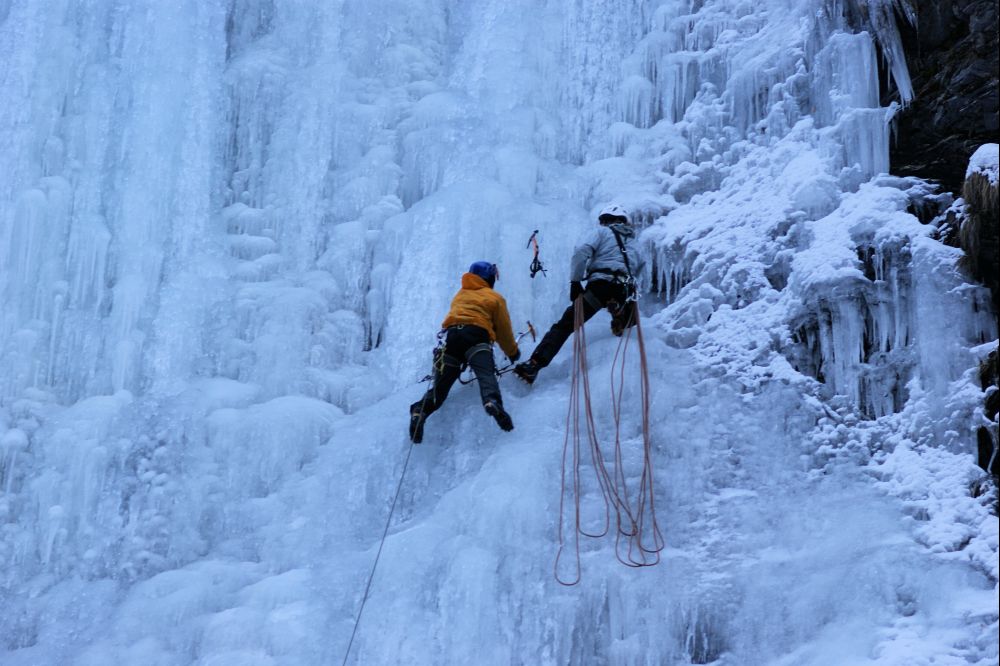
[{"x1": 555, "y1": 298, "x2": 664, "y2": 585}]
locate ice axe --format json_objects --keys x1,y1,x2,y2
[
  {"x1": 526, "y1": 230, "x2": 546, "y2": 278},
  {"x1": 459, "y1": 322, "x2": 536, "y2": 384},
  {"x1": 495, "y1": 321, "x2": 536, "y2": 377}
]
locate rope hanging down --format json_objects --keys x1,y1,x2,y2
[
  {"x1": 555, "y1": 299, "x2": 663, "y2": 586},
  {"x1": 342, "y1": 440, "x2": 415, "y2": 666}
]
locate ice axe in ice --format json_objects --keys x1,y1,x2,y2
[
  {"x1": 494, "y1": 321, "x2": 537, "y2": 378},
  {"x1": 526, "y1": 230, "x2": 546, "y2": 278}
]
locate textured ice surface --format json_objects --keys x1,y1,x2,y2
[{"x1": 0, "y1": 0, "x2": 996, "y2": 664}]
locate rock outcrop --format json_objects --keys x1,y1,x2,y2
[{"x1": 889, "y1": 0, "x2": 998, "y2": 194}]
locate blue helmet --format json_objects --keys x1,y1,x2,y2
[{"x1": 469, "y1": 261, "x2": 498, "y2": 287}]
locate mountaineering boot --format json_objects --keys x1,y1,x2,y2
[
  {"x1": 484, "y1": 401, "x2": 514, "y2": 432},
  {"x1": 513, "y1": 359, "x2": 540, "y2": 385},
  {"x1": 409, "y1": 407, "x2": 426, "y2": 444}
]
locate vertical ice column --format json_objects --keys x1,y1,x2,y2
[
  {"x1": 811, "y1": 31, "x2": 879, "y2": 127},
  {"x1": 0, "y1": 1, "x2": 228, "y2": 399},
  {"x1": 104, "y1": 2, "x2": 227, "y2": 393},
  {"x1": 911, "y1": 238, "x2": 997, "y2": 398},
  {"x1": 557, "y1": 0, "x2": 648, "y2": 162},
  {"x1": 811, "y1": 31, "x2": 892, "y2": 179},
  {"x1": 145, "y1": 3, "x2": 227, "y2": 395},
  {"x1": 0, "y1": 4, "x2": 79, "y2": 398},
  {"x1": 0, "y1": 185, "x2": 68, "y2": 395}
]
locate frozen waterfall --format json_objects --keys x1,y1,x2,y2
[{"x1": 1, "y1": 0, "x2": 996, "y2": 664}]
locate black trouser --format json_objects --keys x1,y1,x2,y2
[
  {"x1": 530, "y1": 280, "x2": 636, "y2": 368},
  {"x1": 411, "y1": 325, "x2": 502, "y2": 418}
]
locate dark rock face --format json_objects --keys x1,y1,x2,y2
[
  {"x1": 888, "y1": 1, "x2": 998, "y2": 484},
  {"x1": 960, "y1": 171, "x2": 1000, "y2": 309},
  {"x1": 977, "y1": 350, "x2": 999, "y2": 479},
  {"x1": 963, "y1": 171, "x2": 999, "y2": 478},
  {"x1": 888, "y1": 0, "x2": 998, "y2": 194}
]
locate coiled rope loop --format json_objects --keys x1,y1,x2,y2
[{"x1": 555, "y1": 299, "x2": 664, "y2": 585}]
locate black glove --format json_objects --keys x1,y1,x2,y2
[
  {"x1": 508, "y1": 347, "x2": 521, "y2": 363},
  {"x1": 569, "y1": 281, "x2": 584, "y2": 302}
]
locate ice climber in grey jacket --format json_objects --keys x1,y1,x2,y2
[{"x1": 514, "y1": 204, "x2": 644, "y2": 385}]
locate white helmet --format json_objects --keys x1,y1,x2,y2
[{"x1": 598, "y1": 204, "x2": 629, "y2": 224}]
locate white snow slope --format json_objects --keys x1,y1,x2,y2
[{"x1": 1, "y1": 0, "x2": 997, "y2": 664}]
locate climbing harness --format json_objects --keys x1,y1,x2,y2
[
  {"x1": 459, "y1": 322, "x2": 537, "y2": 384},
  {"x1": 603, "y1": 227, "x2": 640, "y2": 332},
  {"x1": 418, "y1": 329, "x2": 451, "y2": 384},
  {"x1": 418, "y1": 324, "x2": 536, "y2": 385},
  {"x1": 527, "y1": 230, "x2": 547, "y2": 278},
  {"x1": 342, "y1": 439, "x2": 415, "y2": 665},
  {"x1": 609, "y1": 227, "x2": 639, "y2": 297}
]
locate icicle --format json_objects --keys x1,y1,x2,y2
[
  {"x1": 621, "y1": 75, "x2": 656, "y2": 128},
  {"x1": 811, "y1": 31, "x2": 880, "y2": 127},
  {"x1": 859, "y1": 0, "x2": 915, "y2": 103},
  {"x1": 65, "y1": 215, "x2": 111, "y2": 311}
]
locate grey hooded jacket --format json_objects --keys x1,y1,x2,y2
[{"x1": 569, "y1": 223, "x2": 645, "y2": 283}]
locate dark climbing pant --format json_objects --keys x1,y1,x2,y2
[
  {"x1": 411, "y1": 325, "x2": 502, "y2": 418},
  {"x1": 530, "y1": 279, "x2": 636, "y2": 368}
]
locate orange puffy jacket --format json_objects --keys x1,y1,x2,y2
[{"x1": 441, "y1": 273, "x2": 519, "y2": 359}]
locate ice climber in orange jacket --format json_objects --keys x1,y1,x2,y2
[{"x1": 409, "y1": 261, "x2": 520, "y2": 443}]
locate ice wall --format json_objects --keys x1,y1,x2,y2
[
  {"x1": 635, "y1": 3, "x2": 999, "y2": 659},
  {"x1": 1, "y1": 0, "x2": 997, "y2": 664},
  {"x1": 635, "y1": 0, "x2": 994, "y2": 422}
]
